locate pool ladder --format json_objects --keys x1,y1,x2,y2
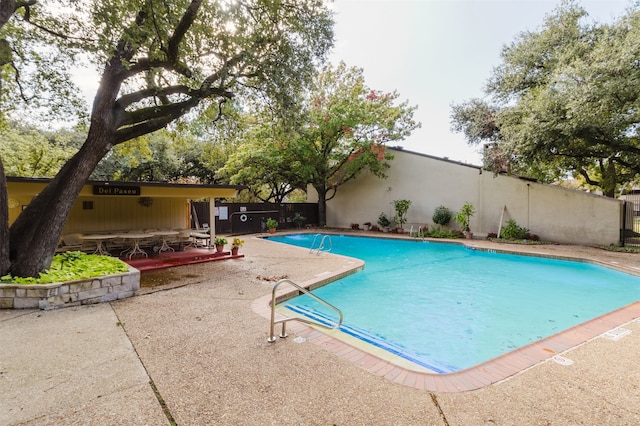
[
  {"x1": 267, "y1": 279, "x2": 343, "y2": 343},
  {"x1": 309, "y1": 233, "x2": 332, "y2": 255}
]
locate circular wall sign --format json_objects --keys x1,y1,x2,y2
[{"x1": 8, "y1": 198, "x2": 19, "y2": 209}]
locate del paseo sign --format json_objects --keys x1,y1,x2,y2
[{"x1": 93, "y1": 184, "x2": 141, "y2": 196}]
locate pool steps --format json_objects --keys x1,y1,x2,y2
[
  {"x1": 285, "y1": 304, "x2": 457, "y2": 373},
  {"x1": 267, "y1": 278, "x2": 343, "y2": 343}
]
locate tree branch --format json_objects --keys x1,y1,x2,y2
[
  {"x1": 578, "y1": 168, "x2": 600, "y2": 187},
  {"x1": 125, "y1": 58, "x2": 193, "y2": 80},
  {"x1": 116, "y1": 85, "x2": 233, "y2": 128},
  {"x1": 114, "y1": 98, "x2": 200, "y2": 142},
  {"x1": 167, "y1": 0, "x2": 201, "y2": 62},
  {"x1": 116, "y1": 84, "x2": 193, "y2": 109}
]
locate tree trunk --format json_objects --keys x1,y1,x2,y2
[
  {"x1": 9, "y1": 132, "x2": 111, "y2": 277},
  {"x1": 0, "y1": 0, "x2": 18, "y2": 276},
  {"x1": 0, "y1": 158, "x2": 10, "y2": 276},
  {"x1": 315, "y1": 183, "x2": 327, "y2": 227},
  {"x1": 602, "y1": 159, "x2": 617, "y2": 198}
]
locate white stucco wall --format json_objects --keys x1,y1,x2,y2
[{"x1": 315, "y1": 148, "x2": 621, "y2": 246}]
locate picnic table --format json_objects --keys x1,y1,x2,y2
[
  {"x1": 117, "y1": 233, "x2": 154, "y2": 259},
  {"x1": 81, "y1": 234, "x2": 117, "y2": 256},
  {"x1": 152, "y1": 230, "x2": 179, "y2": 252}
]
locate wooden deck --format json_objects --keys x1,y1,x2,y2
[{"x1": 122, "y1": 247, "x2": 244, "y2": 272}]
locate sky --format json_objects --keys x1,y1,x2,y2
[
  {"x1": 327, "y1": 0, "x2": 633, "y2": 165},
  {"x1": 71, "y1": 0, "x2": 633, "y2": 165}
]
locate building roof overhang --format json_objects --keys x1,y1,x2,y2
[{"x1": 7, "y1": 177, "x2": 246, "y2": 199}]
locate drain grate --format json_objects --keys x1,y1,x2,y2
[
  {"x1": 552, "y1": 355, "x2": 574, "y2": 366},
  {"x1": 602, "y1": 328, "x2": 631, "y2": 341}
]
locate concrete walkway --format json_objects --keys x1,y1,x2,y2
[
  {"x1": 2, "y1": 234, "x2": 640, "y2": 424},
  {"x1": 0, "y1": 304, "x2": 167, "y2": 425}
]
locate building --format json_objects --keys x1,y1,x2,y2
[
  {"x1": 6, "y1": 177, "x2": 245, "y2": 236},
  {"x1": 309, "y1": 148, "x2": 622, "y2": 246}
]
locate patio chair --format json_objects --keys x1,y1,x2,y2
[
  {"x1": 190, "y1": 228, "x2": 211, "y2": 248},
  {"x1": 177, "y1": 229, "x2": 197, "y2": 249},
  {"x1": 59, "y1": 233, "x2": 87, "y2": 252}
]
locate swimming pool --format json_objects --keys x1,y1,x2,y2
[{"x1": 270, "y1": 234, "x2": 640, "y2": 373}]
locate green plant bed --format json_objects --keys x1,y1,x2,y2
[
  {"x1": 597, "y1": 244, "x2": 640, "y2": 253},
  {"x1": 415, "y1": 229, "x2": 463, "y2": 239},
  {"x1": 487, "y1": 238, "x2": 549, "y2": 245},
  {"x1": 1, "y1": 251, "x2": 129, "y2": 285}
]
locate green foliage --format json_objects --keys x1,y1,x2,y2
[
  {"x1": 392, "y1": 199, "x2": 412, "y2": 227},
  {"x1": 0, "y1": 121, "x2": 84, "y2": 177},
  {"x1": 450, "y1": 3, "x2": 640, "y2": 197},
  {"x1": 0, "y1": 252, "x2": 128, "y2": 284},
  {"x1": 93, "y1": 129, "x2": 222, "y2": 183},
  {"x1": 4, "y1": 0, "x2": 336, "y2": 278},
  {"x1": 450, "y1": 99, "x2": 501, "y2": 145},
  {"x1": 299, "y1": 62, "x2": 420, "y2": 225},
  {"x1": 501, "y1": 219, "x2": 529, "y2": 240},
  {"x1": 292, "y1": 213, "x2": 306, "y2": 228},
  {"x1": 213, "y1": 237, "x2": 228, "y2": 246},
  {"x1": 223, "y1": 61, "x2": 420, "y2": 209},
  {"x1": 266, "y1": 218, "x2": 279, "y2": 229},
  {"x1": 377, "y1": 212, "x2": 391, "y2": 228},
  {"x1": 0, "y1": 3, "x2": 88, "y2": 125},
  {"x1": 219, "y1": 109, "x2": 308, "y2": 202},
  {"x1": 599, "y1": 244, "x2": 640, "y2": 253},
  {"x1": 455, "y1": 202, "x2": 475, "y2": 232},
  {"x1": 432, "y1": 205, "x2": 452, "y2": 226},
  {"x1": 416, "y1": 228, "x2": 463, "y2": 239}
]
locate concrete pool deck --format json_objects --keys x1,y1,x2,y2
[{"x1": 1, "y1": 232, "x2": 640, "y2": 424}]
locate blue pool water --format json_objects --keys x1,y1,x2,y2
[{"x1": 270, "y1": 234, "x2": 640, "y2": 373}]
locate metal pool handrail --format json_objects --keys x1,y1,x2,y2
[
  {"x1": 309, "y1": 233, "x2": 332, "y2": 255},
  {"x1": 268, "y1": 278, "x2": 343, "y2": 343}
]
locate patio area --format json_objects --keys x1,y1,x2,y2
[
  {"x1": 1, "y1": 233, "x2": 639, "y2": 424},
  {"x1": 122, "y1": 246, "x2": 244, "y2": 272}
]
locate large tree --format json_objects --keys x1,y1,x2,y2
[
  {"x1": 296, "y1": 62, "x2": 419, "y2": 225},
  {"x1": 222, "y1": 62, "x2": 420, "y2": 219},
  {"x1": 0, "y1": 0, "x2": 85, "y2": 276},
  {"x1": 0, "y1": 122, "x2": 84, "y2": 177},
  {"x1": 220, "y1": 110, "x2": 309, "y2": 202},
  {"x1": 1, "y1": 0, "x2": 334, "y2": 277},
  {"x1": 94, "y1": 100, "x2": 249, "y2": 183},
  {"x1": 451, "y1": 2, "x2": 640, "y2": 197}
]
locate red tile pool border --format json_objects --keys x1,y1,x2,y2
[{"x1": 253, "y1": 237, "x2": 640, "y2": 392}]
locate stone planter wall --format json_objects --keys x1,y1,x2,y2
[{"x1": 0, "y1": 267, "x2": 140, "y2": 310}]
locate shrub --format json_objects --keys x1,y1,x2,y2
[
  {"x1": 415, "y1": 228, "x2": 463, "y2": 239},
  {"x1": 501, "y1": 219, "x2": 529, "y2": 240},
  {"x1": 455, "y1": 202, "x2": 475, "y2": 232},
  {"x1": 432, "y1": 205, "x2": 452, "y2": 226},
  {"x1": 292, "y1": 213, "x2": 306, "y2": 228},
  {"x1": 266, "y1": 217, "x2": 278, "y2": 229},
  {"x1": 391, "y1": 199, "x2": 412, "y2": 228},
  {"x1": 1, "y1": 252, "x2": 128, "y2": 284},
  {"x1": 377, "y1": 212, "x2": 391, "y2": 228}
]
